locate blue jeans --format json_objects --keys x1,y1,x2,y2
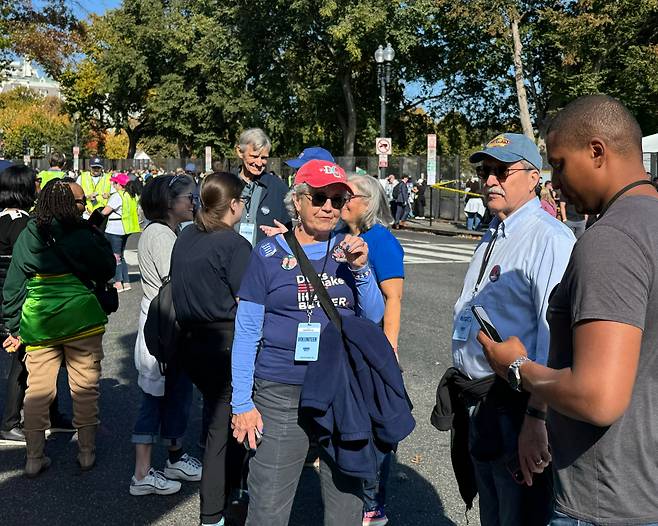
[
  {"x1": 105, "y1": 232, "x2": 129, "y2": 284},
  {"x1": 362, "y1": 448, "x2": 394, "y2": 511},
  {"x1": 132, "y1": 368, "x2": 193, "y2": 447},
  {"x1": 469, "y1": 407, "x2": 524, "y2": 526},
  {"x1": 466, "y1": 212, "x2": 481, "y2": 231},
  {"x1": 550, "y1": 510, "x2": 658, "y2": 526}
]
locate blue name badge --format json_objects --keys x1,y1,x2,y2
[{"x1": 294, "y1": 323, "x2": 321, "y2": 361}]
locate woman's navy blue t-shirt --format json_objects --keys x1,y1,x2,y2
[{"x1": 238, "y1": 233, "x2": 359, "y2": 385}]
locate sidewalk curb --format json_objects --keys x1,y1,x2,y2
[{"x1": 400, "y1": 219, "x2": 484, "y2": 239}]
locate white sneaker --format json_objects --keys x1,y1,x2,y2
[
  {"x1": 164, "y1": 453, "x2": 202, "y2": 481},
  {"x1": 129, "y1": 468, "x2": 181, "y2": 496}
]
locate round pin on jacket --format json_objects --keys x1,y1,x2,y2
[
  {"x1": 261, "y1": 206, "x2": 270, "y2": 215},
  {"x1": 281, "y1": 255, "x2": 297, "y2": 271},
  {"x1": 489, "y1": 264, "x2": 501, "y2": 282}
]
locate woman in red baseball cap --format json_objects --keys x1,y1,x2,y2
[{"x1": 231, "y1": 159, "x2": 385, "y2": 526}]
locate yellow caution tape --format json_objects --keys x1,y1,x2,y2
[{"x1": 430, "y1": 181, "x2": 483, "y2": 198}]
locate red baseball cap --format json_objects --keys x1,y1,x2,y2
[{"x1": 294, "y1": 160, "x2": 351, "y2": 192}]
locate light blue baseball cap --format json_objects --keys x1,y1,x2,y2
[{"x1": 470, "y1": 133, "x2": 542, "y2": 170}]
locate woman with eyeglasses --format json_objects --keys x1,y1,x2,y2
[
  {"x1": 169, "y1": 172, "x2": 252, "y2": 526},
  {"x1": 340, "y1": 174, "x2": 405, "y2": 525},
  {"x1": 231, "y1": 160, "x2": 384, "y2": 526},
  {"x1": 100, "y1": 173, "x2": 142, "y2": 292},
  {"x1": 130, "y1": 174, "x2": 202, "y2": 497}
]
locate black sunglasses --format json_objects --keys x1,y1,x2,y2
[
  {"x1": 479, "y1": 165, "x2": 533, "y2": 182},
  {"x1": 304, "y1": 191, "x2": 348, "y2": 209}
]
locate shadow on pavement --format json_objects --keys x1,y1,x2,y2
[{"x1": 0, "y1": 321, "x2": 456, "y2": 525}]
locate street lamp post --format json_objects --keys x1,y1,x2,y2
[
  {"x1": 375, "y1": 43, "x2": 395, "y2": 179},
  {"x1": 73, "y1": 111, "x2": 81, "y2": 172}
]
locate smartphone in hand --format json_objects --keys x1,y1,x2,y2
[{"x1": 471, "y1": 305, "x2": 503, "y2": 343}]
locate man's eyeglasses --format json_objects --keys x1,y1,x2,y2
[
  {"x1": 303, "y1": 192, "x2": 348, "y2": 210},
  {"x1": 75, "y1": 197, "x2": 86, "y2": 206},
  {"x1": 479, "y1": 165, "x2": 533, "y2": 182},
  {"x1": 176, "y1": 192, "x2": 195, "y2": 204}
]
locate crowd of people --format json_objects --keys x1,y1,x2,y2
[{"x1": 0, "y1": 94, "x2": 657, "y2": 526}]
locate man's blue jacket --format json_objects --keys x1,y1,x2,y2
[{"x1": 300, "y1": 315, "x2": 415, "y2": 479}]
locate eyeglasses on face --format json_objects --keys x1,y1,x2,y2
[
  {"x1": 75, "y1": 197, "x2": 86, "y2": 206},
  {"x1": 347, "y1": 194, "x2": 369, "y2": 201},
  {"x1": 479, "y1": 165, "x2": 533, "y2": 182},
  {"x1": 303, "y1": 191, "x2": 348, "y2": 210}
]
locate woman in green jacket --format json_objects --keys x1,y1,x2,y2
[{"x1": 2, "y1": 179, "x2": 116, "y2": 477}]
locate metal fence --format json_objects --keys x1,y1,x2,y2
[{"x1": 19, "y1": 154, "x2": 476, "y2": 221}]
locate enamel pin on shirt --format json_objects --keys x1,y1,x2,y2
[{"x1": 281, "y1": 255, "x2": 298, "y2": 271}]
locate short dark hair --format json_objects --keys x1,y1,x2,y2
[
  {"x1": 547, "y1": 95, "x2": 642, "y2": 155},
  {"x1": 50, "y1": 152, "x2": 65, "y2": 168},
  {"x1": 0, "y1": 165, "x2": 37, "y2": 210},
  {"x1": 140, "y1": 174, "x2": 193, "y2": 222},
  {"x1": 195, "y1": 172, "x2": 244, "y2": 232}
]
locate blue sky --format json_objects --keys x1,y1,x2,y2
[{"x1": 70, "y1": 0, "x2": 121, "y2": 18}]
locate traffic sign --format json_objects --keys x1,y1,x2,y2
[
  {"x1": 205, "y1": 146, "x2": 212, "y2": 172},
  {"x1": 376, "y1": 137, "x2": 392, "y2": 155},
  {"x1": 378, "y1": 154, "x2": 388, "y2": 168},
  {"x1": 427, "y1": 134, "x2": 437, "y2": 185}
]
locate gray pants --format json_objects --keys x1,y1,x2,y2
[{"x1": 246, "y1": 379, "x2": 363, "y2": 526}]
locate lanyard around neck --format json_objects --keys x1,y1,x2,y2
[
  {"x1": 474, "y1": 228, "x2": 499, "y2": 293},
  {"x1": 598, "y1": 179, "x2": 655, "y2": 218},
  {"x1": 299, "y1": 230, "x2": 333, "y2": 322}
]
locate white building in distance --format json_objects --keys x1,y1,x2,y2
[{"x1": 1, "y1": 60, "x2": 61, "y2": 98}]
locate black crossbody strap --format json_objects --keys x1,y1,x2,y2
[{"x1": 283, "y1": 230, "x2": 342, "y2": 332}]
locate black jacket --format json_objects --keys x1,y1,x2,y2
[{"x1": 239, "y1": 171, "x2": 290, "y2": 243}]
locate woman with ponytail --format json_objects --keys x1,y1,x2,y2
[{"x1": 170, "y1": 172, "x2": 252, "y2": 526}]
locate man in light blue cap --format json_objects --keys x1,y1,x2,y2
[{"x1": 439, "y1": 132, "x2": 575, "y2": 525}]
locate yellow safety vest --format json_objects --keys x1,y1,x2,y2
[
  {"x1": 120, "y1": 191, "x2": 141, "y2": 234},
  {"x1": 38, "y1": 170, "x2": 65, "y2": 187},
  {"x1": 79, "y1": 172, "x2": 112, "y2": 214}
]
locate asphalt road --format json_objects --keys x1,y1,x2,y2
[{"x1": 0, "y1": 230, "x2": 482, "y2": 526}]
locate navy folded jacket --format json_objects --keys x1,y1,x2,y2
[{"x1": 300, "y1": 315, "x2": 415, "y2": 479}]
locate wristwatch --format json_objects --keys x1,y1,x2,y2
[{"x1": 507, "y1": 356, "x2": 529, "y2": 392}]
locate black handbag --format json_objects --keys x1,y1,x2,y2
[{"x1": 43, "y1": 226, "x2": 119, "y2": 315}]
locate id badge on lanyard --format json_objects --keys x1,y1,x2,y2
[
  {"x1": 452, "y1": 304, "x2": 473, "y2": 342},
  {"x1": 294, "y1": 323, "x2": 321, "y2": 361},
  {"x1": 239, "y1": 222, "x2": 257, "y2": 246}
]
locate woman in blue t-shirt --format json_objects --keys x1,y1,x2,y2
[
  {"x1": 342, "y1": 174, "x2": 405, "y2": 524},
  {"x1": 231, "y1": 160, "x2": 384, "y2": 526}
]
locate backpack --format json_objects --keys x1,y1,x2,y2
[
  {"x1": 143, "y1": 276, "x2": 181, "y2": 375},
  {"x1": 392, "y1": 182, "x2": 401, "y2": 200}
]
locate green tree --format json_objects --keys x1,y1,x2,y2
[
  {"x1": 0, "y1": 0, "x2": 82, "y2": 77},
  {"x1": 0, "y1": 87, "x2": 74, "y2": 158}
]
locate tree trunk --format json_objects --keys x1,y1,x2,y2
[
  {"x1": 339, "y1": 69, "x2": 356, "y2": 159},
  {"x1": 510, "y1": 16, "x2": 535, "y2": 141},
  {"x1": 126, "y1": 126, "x2": 139, "y2": 159}
]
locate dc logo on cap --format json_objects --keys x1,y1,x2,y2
[{"x1": 321, "y1": 165, "x2": 341, "y2": 178}]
